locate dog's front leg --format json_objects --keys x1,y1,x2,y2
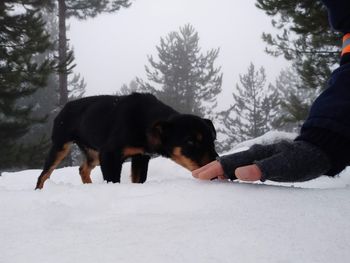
[
  {"x1": 131, "y1": 155, "x2": 151, "y2": 183},
  {"x1": 99, "y1": 150, "x2": 123, "y2": 183}
]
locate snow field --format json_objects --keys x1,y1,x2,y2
[{"x1": 1, "y1": 132, "x2": 350, "y2": 263}]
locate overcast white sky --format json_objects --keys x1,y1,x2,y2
[{"x1": 69, "y1": 0, "x2": 289, "y2": 106}]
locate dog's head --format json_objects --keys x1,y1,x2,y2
[{"x1": 148, "y1": 114, "x2": 218, "y2": 171}]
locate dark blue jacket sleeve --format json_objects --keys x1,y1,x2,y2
[
  {"x1": 302, "y1": 1, "x2": 350, "y2": 138},
  {"x1": 298, "y1": 62, "x2": 350, "y2": 175},
  {"x1": 321, "y1": 0, "x2": 350, "y2": 33},
  {"x1": 301, "y1": 64, "x2": 350, "y2": 140}
]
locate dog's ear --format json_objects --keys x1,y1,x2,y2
[
  {"x1": 147, "y1": 121, "x2": 171, "y2": 147},
  {"x1": 204, "y1": 119, "x2": 217, "y2": 140}
]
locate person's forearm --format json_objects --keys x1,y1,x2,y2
[{"x1": 218, "y1": 141, "x2": 331, "y2": 183}]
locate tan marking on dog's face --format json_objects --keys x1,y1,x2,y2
[
  {"x1": 123, "y1": 147, "x2": 145, "y2": 158},
  {"x1": 171, "y1": 147, "x2": 200, "y2": 171}
]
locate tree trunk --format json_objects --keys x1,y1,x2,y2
[
  {"x1": 58, "y1": 0, "x2": 68, "y2": 107},
  {"x1": 58, "y1": 0, "x2": 72, "y2": 166}
]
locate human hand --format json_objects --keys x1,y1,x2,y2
[
  {"x1": 192, "y1": 160, "x2": 262, "y2": 181},
  {"x1": 193, "y1": 140, "x2": 332, "y2": 183},
  {"x1": 192, "y1": 160, "x2": 226, "y2": 180}
]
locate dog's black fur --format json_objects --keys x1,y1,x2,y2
[{"x1": 36, "y1": 93, "x2": 218, "y2": 189}]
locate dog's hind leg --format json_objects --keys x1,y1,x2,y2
[
  {"x1": 78, "y1": 148, "x2": 99, "y2": 184},
  {"x1": 131, "y1": 155, "x2": 151, "y2": 183},
  {"x1": 35, "y1": 142, "x2": 72, "y2": 189}
]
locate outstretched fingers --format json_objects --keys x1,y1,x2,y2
[{"x1": 192, "y1": 160, "x2": 225, "y2": 180}]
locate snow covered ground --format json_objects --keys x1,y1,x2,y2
[{"x1": 1, "y1": 132, "x2": 350, "y2": 263}]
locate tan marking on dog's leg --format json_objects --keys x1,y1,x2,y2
[
  {"x1": 87, "y1": 149, "x2": 100, "y2": 166},
  {"x1": 171, "y1": 147, "x2": 200, "y2": 171},
  {"x1": 36, "y1": 171, "x2": 52, "y2": 190},
  {"x1": 79, "y1": 162, "x2": 93, "y2": 184},
  {"x1": 79, "y1": 149, "x2": 99, "y2": 184},
  {"x1": 131, "y1": 171, "x2": 141, "y2": 183},
  {"x1": 36, "y1": 143, "x2": 72, "y2": 189},
  {"x1": 131, "y1": 156, "x2": 141, "y2": 183}
]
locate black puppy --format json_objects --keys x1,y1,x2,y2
[{"x1": 36, "y1": 93, "x2": 218, "y2": 189}]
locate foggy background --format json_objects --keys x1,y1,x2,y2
[
  {"x1": 68, "y1": 0, "x2": 289, "y2": 104},
  {"x1": 3, "y1": 0, "x2": 335, "y2": 168}
]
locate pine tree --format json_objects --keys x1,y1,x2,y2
[
  {"x1": 67, "y1": 72, "x2": 87, "y2": 167},
  {"x1": 255, "y1": 0, "x2": 340, "y2": 91},
  {"x1": 0, "y1": 1, "x2": 54, "y2": 170},
  {"x1": 17, "y1": 8, "x2": 88, "y2": 169},
  {"x1": 272, "y1": 68, "x2": 317, "y2": 132},
  {"x1": 68, "y1": 73, "x2": 86, "y2": 100},
  {"x1": 55, "y1": 0, "x2": 131, "y2": 107},
  {"x1": 138, "y1": 24, "x2": 222, "y2": 117},
  {"x1": 220, "y1": 63, "x2": 279, "y2": 149},
  {"x1": 117, "y1": 79, "x2": 141, "y2": 95}
]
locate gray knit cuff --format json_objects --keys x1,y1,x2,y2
[{"x1": 255, "y1": 141, "x2": 331, "y2": 182}]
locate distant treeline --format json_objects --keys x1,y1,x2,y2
[{"x1": 0, "y1": 0, "x2": 339, "y2": 170}]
